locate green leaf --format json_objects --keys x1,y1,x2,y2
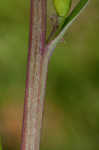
[
  {"x1": 60, "y1": 0, "x2": 89, "y2": 31},
  {"x1": 47, "y1": 0, "x2": 89, "y2": 52}
]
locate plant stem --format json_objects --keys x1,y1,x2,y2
[
  {"x1": 20, "y1": 0, "x2": 88, "y2": 149},
  {"x1": 21, "y1": 0, "x2": 47, "y2": 150}
]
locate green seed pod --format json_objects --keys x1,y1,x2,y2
[{"x1": 53, "y1": 0, "x2": 72, "y2": 17}]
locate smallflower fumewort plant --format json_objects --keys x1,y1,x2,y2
[{"x1": 20, "y1": 0, "x2": 89, "y2": 150}]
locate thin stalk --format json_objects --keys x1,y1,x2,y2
[{"x1": 21, "y1": 0, "x2": 47, "y2": 150}]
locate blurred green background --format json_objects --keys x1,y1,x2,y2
[{"x1": 0, "y1": 0, "x2": 99, "y2": 150}]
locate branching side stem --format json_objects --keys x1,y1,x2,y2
[{"x1": 21, "y1": 0, "x2": 88, "y2": 150}]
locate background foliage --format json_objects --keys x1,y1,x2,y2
[{"x1": 0, "y1": 0, "x2": 99, "y2": 150}]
